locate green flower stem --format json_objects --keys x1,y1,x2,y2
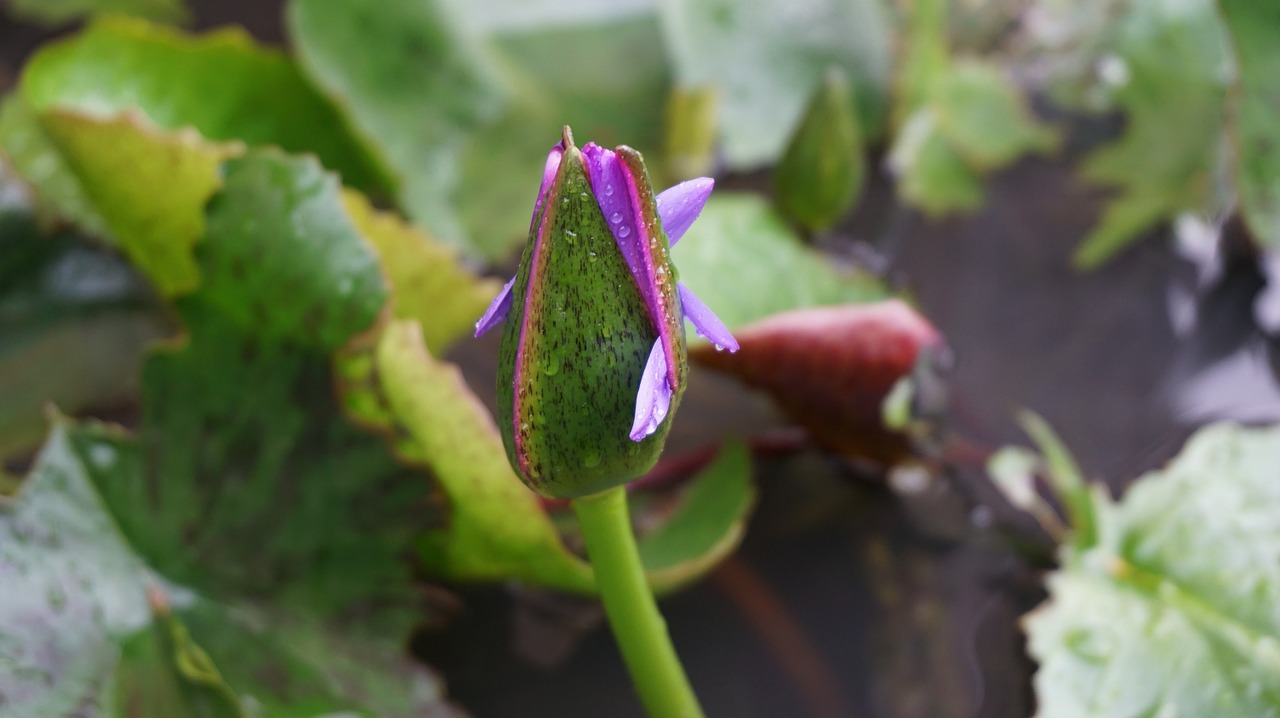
[{"x1": 572, "y1": 486, "x2": 705, "y2": 718}]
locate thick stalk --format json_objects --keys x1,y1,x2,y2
[{"x1": 571, "y1": 486, "x2": 705, "y2": 718}]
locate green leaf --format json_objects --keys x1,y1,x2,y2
[
  {"x1": 38, "y1": 111, "x2": 237, "y2": 295},
  {"x1": 933, "y1": 62, "x2": 1058, "y2": 170},
  {"x1": 87, "y1": 151, "x2": 425, "y2": 625},
  {"x1": 637, "y1": 440, "x2": 754, "y2": 590},
  {"x1": 1072, "y1": 0, "x2": 1228, "y2": 268},
  {"x1": 672, "y1": 193, "x2": 889, "y2": 330},
  {"x1": 887, "y1": 107, "x2": 986, "y2": 216},
  {"x1": 340, "y1": 189, "x2": 500, "y2": 354},
  {"x1": 1026, "y1": 423, "x2": 1280, "y2": 717},
  {"x1": 2, "y1": 421, "x2": 458, "y2": 717},
  {"x1": 1220, "y1": 0, "x2": 1280, "y2": 250},
  {"x1": 6, "y1": 0, "x2": 188, "y2": 25},
  {"x1": 455, "y1": 13, "x2": 671, "y2": 258},
  {"x1": 288, "y1": 0, "x2": 505, "y2": 248},
  {"x1": 0, "y1": 422, "x2": 154, "y2": 717},
  {"x1": 659, "y1": 0, "x2": 892, "y2": 168}
]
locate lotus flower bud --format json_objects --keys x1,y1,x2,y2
[{"x1": 474, "y1": 127, "x2": 738, "y2": 499}]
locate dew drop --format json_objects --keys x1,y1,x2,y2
[
  {"x1": 588, "y1": 251, "x2": 598, "y2": 262},
  {"x1": 611, "y1": 212, "x2": 623, "y2": 224},
  {"x1": 565, "y1": 230, "x2": 577, "y2": 244},
  {"x1": 583, "y1": 452, "x2": 601, "y2": 468},
  {"x1": 605, "y1": 184, "x2": 615, "y2": 196},
  {"x1": 543, "y1": 356, "x2": 560, "y2": 375},
  {"x1": 618, "y1": 226, "x2": 631, "y2": 238},
  {"x1": 519, "y1": 422, "x2": 531, "y2": 433},
  {"x1": 713, "y1": 344, "x2": 725, "y2": 352}
]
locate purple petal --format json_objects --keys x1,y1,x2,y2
[
  {"x1": 678, "y1": 282, "x2": 739, "y2": 352},
  {"x1": 630, "y1": 339, "x2": 673, "y2": 441},
  {"x1": 656, "y1": 177, "x2": 713, "y2": 246},
  {"x1": 582, "y1": 143, "x2": 645, "y2": 282},
  {"x1": 529, "y1": 143, "x2": 565, "y2": 231},
  {"x1": 474, "y1": 276, "x2": 515, "y2": 338}
]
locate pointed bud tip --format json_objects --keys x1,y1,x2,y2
[{"x1": 561, "y1": 125, "x2": 576, "y2": 150}]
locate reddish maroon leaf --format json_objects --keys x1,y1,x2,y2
[{"x1": 691, "y1": 300, "x2": 944, "y2": 464}]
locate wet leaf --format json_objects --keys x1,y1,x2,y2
[
  {"x1": 0, "y1": 422, "x2": 154, "y2": 717},
  {"x1": 691, "y1": 301, "x2": 942, "y2": 463},
  {"x1": 7, "y1": 0, "x2": 189, "y2": 25},
  {"x1": 1072, "y1": 0, "x2": 1228, "y2": 268},
  {"x1": 1, "y1": 421, "x2": 460, "y2": 717},
  {"x1": 288, "y1": 0, "x2": 505, "y2": 248},
  {"x1": 1026, "y1": 423, "x2": 1280, "y2": 717},
  {"x1": 1220, "y1": 0, "x2": 1280, "y2": 250},
  {"x1": 671, "y1": 194, "x2": 889, "y2": 331},
  {"x1": 341, "y1": 188, "x2": 500, "y2": 353},
  {"x1": 85, "y1": 151, "x2": 429, "y2": 626},
  {"x1": 659, "y1": 0, "x2": 892, "y2": 168}
]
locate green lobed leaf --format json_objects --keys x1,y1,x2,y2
[
  {"x1": 1072, "y1": 0, "x2": 1229, "y2": 268},
  {"x1": 1026, "y1": 423, "x2": 1280, "y2": 717},
  {"x1": 1219, "y1": 0, "x2": 1280, "y2": 250},
  {"x1": 287, "y1": 0, "x2": 506, "y2": 249},
  {"x1": 672, "y1": 193, "x2": 889, "y2": 330},
  {"x1": 659, "y1": 0, "x2": 892, "y2": 168},
  {"x1": 6, "y1": 0, "x2": 188, "y2": 25},
  {"x1": 2, "y1": 420, "x2": 458, "y2": 717}
]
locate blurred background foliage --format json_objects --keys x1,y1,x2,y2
[{"x1": 2, "y1": 0, "x2": 1279, "y2": 716}]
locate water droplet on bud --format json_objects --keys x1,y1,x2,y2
[
  {"x1": 605, "y1": 185, "x2": 615, "y2": 196},
  {"x1": 611, "y1": 213, "x2": 622, "y2": 224},
  {"x1": 618, "y1": 225, "x2": 631, "y2": 238}
]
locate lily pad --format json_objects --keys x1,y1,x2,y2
[
  {"x1": 288, "y1": 0, "x2": 505, "y2": 248},
  {"x1": 671, "y1": 193, "x2": 889, "y2": 331},
  {"x1": 659, "y1": 0, "x2": 892, "y2": 168},
  {"x1": 1026, "y1": 423, "x2": 1280, "y2": 717},
  {"x1": 1219, "y1": 0, "x2": 1280, "y2": 250}
]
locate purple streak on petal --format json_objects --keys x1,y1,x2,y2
[
  {"x1": 656, "y1": 177, "x2": 713, "y2": 246},
  {"x1": 529, "y1": 143, "x2": 565, "y2": 231},
  {"x1": 630, "y1": 339, "x2": 673, "y2": 441},
  {"x1": 677, "y1": 282, "x2": 739, "y2": 352},
  {"x1": 473, "y1": 276, "x2": 515, "y2": 338}
]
